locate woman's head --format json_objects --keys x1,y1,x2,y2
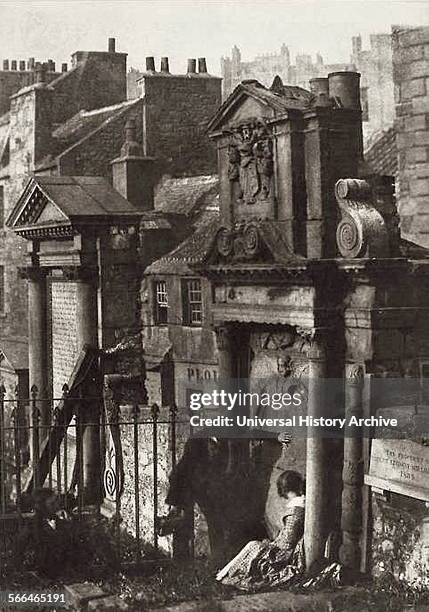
[{"x1": 277, "y1": 470, "x2": 305, "y2": 500}]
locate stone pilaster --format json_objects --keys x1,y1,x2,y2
[
  {"x1": 340, "y1": 363, "x2": 365, "y2": 569},
  {"x1": 21, "y1": 266, "x2": 49, "y2": 426}
]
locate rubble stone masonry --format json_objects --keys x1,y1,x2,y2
[{"x1": 393, "y1": 25, "x2": 429, "y2": 245}]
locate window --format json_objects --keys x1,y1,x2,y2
[
  {"x1": 183, "y1": 279, "x2": 203, "y2": 326},
  {"x1": 154, "y1": 280, "x2": 168, "y2": 324},
  {"x1": 361, "y1": 87, "x2": 369, "y2": 122},
  {"x1": 0, "y1": 265, "x2": 4, "y2": 314}
]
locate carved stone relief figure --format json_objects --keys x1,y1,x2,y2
[{"x1": 227, "y1": 119, "x2": 274, "y2": 205}]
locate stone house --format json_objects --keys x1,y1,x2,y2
[{"x1": 0, "y1": 39, "x2": 221, "y2": 403}]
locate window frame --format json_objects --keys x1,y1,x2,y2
[
  {"x1": 154, "y1": 279, "x2": 168, "y2": 325},
  {"x1": 182, "y1": 278, "x2": 203, "y2": 327}
]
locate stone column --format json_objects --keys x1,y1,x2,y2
[
  {"x1": 26, "y1": 266, "x2": 49, "y2": 427},
  {"x1": 304, "y1": 337, "x2": 327, "y2": 570},
  {"x1": 67, "y1": 266, "x2": 100, "y2": 503},
  {"x1": 339, "y1": 363, "x2": 364, "y2": 569}
]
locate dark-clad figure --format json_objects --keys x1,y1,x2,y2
[{"x1": 163, "y1": 437, "x2": 271, "y2": 562}]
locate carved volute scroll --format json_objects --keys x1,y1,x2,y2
[
  {"x1": 227, "y1": 118, "x2": 274, "y2": 207},
  {"x1": 335, "y1": 178, "x2": 393, "y2": 259}
]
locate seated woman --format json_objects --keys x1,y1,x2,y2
[{"x1": 216, "y1": 470, "x2": 305, "y2": 590}]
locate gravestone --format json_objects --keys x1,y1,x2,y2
[
  {"x1": 51, "y1": 282, "x2": 79, "y2": 399},
  {"x1": 365, "y1": 438, "x2": 429, "y2": 501}
]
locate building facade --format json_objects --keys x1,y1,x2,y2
[
  {"x1": 144, "y1": 73, "x2": 429, "y2": 579},
  {"x1": 0, "y1": 41, "x2": 221, "y2": 402}
]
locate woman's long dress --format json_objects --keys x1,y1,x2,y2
[{"x1": 217, "y1": 496, "x2": 305, "y2": 590}]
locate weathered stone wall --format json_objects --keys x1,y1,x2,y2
[
  {"x1": 392, "y1": 26, "x2": 429, "y2": 246},
  {"x1": 50, "y1": 51, "x2": 127, "y2": 125},
  {"x1": 140, "y1": 73, "x2": 221, "y2": 177},
  {"x1": 0, "y1": 70, "x2": 32, "y2": 117}
]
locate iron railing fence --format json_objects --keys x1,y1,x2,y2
[{"x1": 0, "y1": 384, "x2": 190, "y2": 569}]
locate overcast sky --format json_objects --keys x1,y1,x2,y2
[{"x1": 0, "y1": 1, "x2": 428, "y2": 75}]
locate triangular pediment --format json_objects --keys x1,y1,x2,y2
[
  {"x1": 208, "y1": 83, "x2": 276, "y2": 134},
  {"x1": 7, "y1": 179, "x2": 70, "y2": 231},
  {"x1": 207, "y1": 80, "x2": 311, "y2": 135}
]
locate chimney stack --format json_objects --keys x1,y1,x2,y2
[
  {"x1": 11, "y1": 60, "x2": 17, "y2": 71},
  {"x1": 108, "y1": 37, "x2": 116, "y2": 53},
  {"x1": 19, "y1": 60, "x2": 26, "y2": 71},
  {"x1": 198, "y1": 57, "x2": 207, "y2": 73},
  {"x1": 28, "y1": 58, "x2": 35, "y2": 70},
  {"x1": 62, "y1": 63, "x2": 68, "y2": 73},
  {"x1": 3, "y1": 60, "x2": 9, "y2": 71},
  {"x1": 146, "y1": 56, "x2": 155, "y2": 72},
  {"x1": 111, "y1": 117, "x2": 155, "y2": 211},
  {"x1": 160, "y1": 57, "x2": 169, "y2": 73},
  {"x1": 187, "y1": 58, "x2": 197, "y2": 74},
  {"x1": 47, "y1": 59, "x2": 55, "y2": 72}
]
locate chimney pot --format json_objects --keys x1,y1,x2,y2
[
  {"x1": 19, "y1": 60, "x2": 26, "y2": 71},
  {"x1": 62, "y1": 62, "x2": 68, "y2": 73},
  {"x1": 198, "y1": 57, "x2": 207, "y2": 73},
  {"x1": 187, "y1": 58, "x2": 196, "y2": 74},
  {"x1": 145, "y1": 56, "x2": 155, "y2": 72},
  {"x1": 11, "y1": 60, "x2": 17, "y2": 70},
  {"x1": 108, "y1": 37, "x2": 116, "y2": 53},
  {"x1": 28, "y1": 58, "x2": 35, "y2": 70},
  {"x1": 328, "y1": 71, "x2": 361, "y2": 110},
  {"x1": 3, "y1": 60, "x2": 9, "y2": 71},
  {"x1": 35, "y1": 61, "x2": 46, "y2": 84},
  {"x1": 160, "y1": 57, "x2": 169, "y2": 73}
]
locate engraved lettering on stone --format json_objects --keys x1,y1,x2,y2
[{"x1": 51, "y1": 282, "x2": 79, "y2": 399}]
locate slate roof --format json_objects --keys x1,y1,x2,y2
[
  {"x1": 52, "y1": 98, "x2": 140, "y2": 151},
  {"x1": 8, "y1": 175, "x2": 141, "y2": 228},
  {"x1": 145, "y1": 212, "x2": 221, "y2": 274},
  {"x1": 34, "y1": 176, "x2": 141, "y2": 217},
  {"x1": 154, "y1": 175, "x2": 219, "y2": 217},
  {"x1": 364, "y1": 127, "x2": 397, "y2": 177}
]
